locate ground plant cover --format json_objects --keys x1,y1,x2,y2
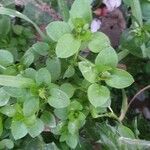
[{"x1": 0, "y1": 0, "x2": 150, "y2": 149}]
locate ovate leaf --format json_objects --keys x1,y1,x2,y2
[
  {"x1": 70, "y1": 0, "x2": 92, "y2": 23},
  {"x1": 11, "y1": 121, "x2": 28, "y2": 140},
  {"x1": 105, "y1": 69, "x2": 134, "y2": 89},
  {"x1": 28, "y1": 119, "x2": 44, "y2": 138},
  {"x1": 32, "y1": 42, "x2": 49, "y2": 56},
  {"x1": 88, "y1": 32, "x2": 110, "y2": 53},
  {"x1": 95, "y1": 47, "x2": 118, "y2": 68},
  {"x1": 21, "y1": 49, "x2": 34, "y2": 67},
  {"x1": 35, "y1": 68, "x2": 51, "y2": 86},
  {"x1": 68, "y1": 120, "x2": 79, "y2": 134},
  {"x1": 0, "y1": 139, "x2": 14, "y2": 149},
  {"x1": 48, "y1": 88, "x2": 70, "y2": 108},
  {"x1": 12, "y1": 24, "x2": 23, "y2": 35},
  {"x1": 24, "y1": 68, "x2": 37, "y2": 80},
  {"x1": 54, "y1": 108, "x2": 68, "y2": 121},
  {"x1": 63, "y1": 66, "x2": 75, "y2": 79},
  {"x1": 66, "y1": 134, "x2": 78, "y2": 149},
  {"x1": 0, "y1": 105, "x2": 16, "y2": 117},
  {"x1": 0, "y1": 88, "x2": 10, "y2": 106},
  {"x1": 46, "y1": 57, "x2": 61, "y2": 82},
  {"x1": 0, "y1": 50, "x2": 14, "y2": 67},
  {"x1": 46, "y1": 21, "x2": 71, "y2": 41},
  {"x1": 44, "y1": 142, "x2": 59, "y2": 150},
  {"x1": 60, "y1": 83, "x2": 75, "y2": 98},
  {"x1": 0, "y1": 75, "x2": 35, "y2": 88},
  {"x1": 118, "y1": 125, "x2": 135, "y2": 138},
  {"x1": 57, "y1": 0, "x2": 70, "y2": 21},
  {"x1": 0, "y1": 16, "x2": 11, "y2": 35},
  {"x1": 23, "y1": 97, "x2": 39, "y2": 117},
  {"x1": 41, "y1": 111, "x2": 56, "y2": 128},
  {"x1": 4, "y1": 87, "x2": 26, "y2": 98},
  {"x1": 88, "y1": 83, "x2": 110, "y2": 107},
  {"x1": 56, "y1": 34, "x2": 81, "y2": 58},
  {"x1": 78, "y1": 61, "x2": 98, "y2": 83}
]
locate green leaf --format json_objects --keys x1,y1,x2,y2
[
  {"x1": 0, "y1": 50, "x2": 14, "y2": 67},
  {"x1": 24, "y1": 115, "x2": 36, "y2": 126},
  {"x1": 21, "y1": 49, "x2": 34, "y2": 67},
  {"x1": 54, "y1": 108, "x2": 68, "y2": 120},
  {"x1": 27, "y1": 119, "x2": 44, "y2": 138},
  {"x1": 70, "y1": 0, "x2": 92, "y2": 23},
  {"x1": 95, "y1": 47, "x2": 118, "y2": 68},
  {"x1": 46, "y1": 21, "x2": 71, "y2": 41},
  {"x1": 68, "y1": 120, "x2": 79, "y2": 134},
  {"x1": 23, "y1": 97, "x2": 39, "y2": 117},
  {"x1": 60, "y1": 83, "x2": 75, "y2": 98},
  {"x1": 3, "y1": 86, "x2": 26, "y2": 98},
  {"x1": 0, "y1": 16, "x2": 11, "y2": 35},
  {"x1": 78, "y1": 61, "x2": 98, "y2": 83},
  {"x1": 21, "y1": 137, "x2": 44, "y2": 150},
  {"x1": 41, "y1": 111, "x2": 56, "y2": 128},
  {"x1": 66, "y1": 134, "x2": 78, "y2": 149},
  {"x1": 0, "y1": 7, "x2": 45, "y2": 39},
  {"x1": 0, "y1": 117, "x2": 3, "y2": 136},
  {"x1": 0, "y1": 105, "x2": 16, "y2": 117},
  {"x1": 88, "y1": 32, "x2": 110, "y2": 53},
  {"x1": 69, "y1": 101, "x2": 83, "y2": 111},
  {"x1": 48, "y1": 88, "x2": 70, "y2": 108},
  {"x1": 44, "y1": 142, "x2": 59, "y2": 150},
  {"x1": 32, "y1": 42, "x2": 49, "y2": 56},
  {"x1": 24, "y1": 68, "x2": 37, "y2": 80},
  {"x1": 46, "y1": 57, "x2": 61, "y2": 82},
  {"x1": 11, "y1": 120, "x2": 28, "y2": 140},
  {"x1": 90, "y1": 106, "x2": 107, "y2": 118},
  {"x1": 63, "y1": 66, "x2": 75, "y2": 79},
  {"x1": 105, "y1": 69, "x2": 134, "y2": 89},
  {"x1": 77, "y1": 112, "x2": 86, "y2": 127},
  {"x1": 36, "y1": 68, "x2": 51, "y2": 86},
  {"x1": 0, "y1": 139, "x2": 14, "y2": 149},
  {"x1": 56, "y1": 34, "x2": 81, "y2": 58},
  {"x1": 57, "y1": 0, "x2": 70, "y2": 22},
  {"x1": 88, "y1": 83, "x2": 110, "y2": 107},
  {"x1": 12, "y1": 24, "x2": 23, "y2": 35},
  {"x1": 0, "y1": 75, "x2": 35, "y2": 88},
  {"x1": 130, "y1": 0, "x2": 143, "y2": 26},
  {"x1": 118, "y1": 125, "x2": 135, "y2": 138},
  {"x1": 0, "y1": 87, "x2": 10, "y2": 106},
  {"x1": 141, "y1": 1, "x2": 150, "y2": 20}
]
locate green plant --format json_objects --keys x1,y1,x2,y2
[{"x1": 0, "y1": 0, "x2": 149, "y2": 149}]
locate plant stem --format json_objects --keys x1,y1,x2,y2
[{"x1": 119, "y1": 85, "x2": 150, "y2": 122}]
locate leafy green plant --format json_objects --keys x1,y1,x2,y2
[{"x1": 0, "y1": 0, "x2": 148, "y2": 149}]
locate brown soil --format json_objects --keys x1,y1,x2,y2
[{"x1": 99, "y1": 8, "x2": 126, "y2": 48}]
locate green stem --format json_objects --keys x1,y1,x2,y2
[{"x1": 0, "y1": 65, "x2": 6, "y2": 70}]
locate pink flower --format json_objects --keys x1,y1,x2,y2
[{"x1": 103, "y1": 0, "x2": 122, "y2": 12}]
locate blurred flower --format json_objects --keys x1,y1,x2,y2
[
  {"x1": 91, "y1": 18, "x2": 102, "y2": 32},
  {"x1": 93, "y1": 7, "x2": 108, "y2": 16},
  {"x1": 103, "y1": 0, "x2": 122, "y2": 12}
]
